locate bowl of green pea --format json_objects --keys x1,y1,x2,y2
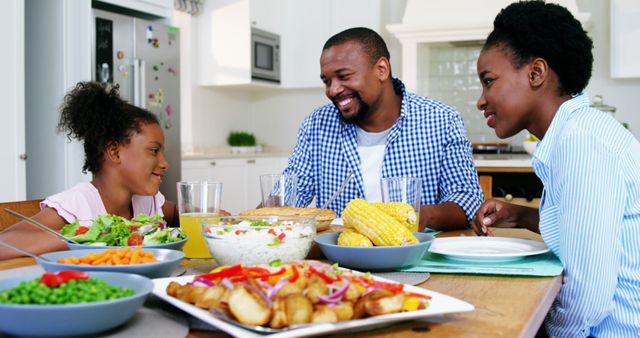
[{"x1": 0, "y1": 271, "x2": 153, "y2": 337}]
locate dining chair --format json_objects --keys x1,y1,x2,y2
[
  {"x1": 0, "y1": 200, "x2": 43, "y2": 231},
  {"x1": 478, "y1": 175, "x2": 493, "y2": 200}
]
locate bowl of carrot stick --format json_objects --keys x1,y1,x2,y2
[{"x1": 37, "y1": 247, "x2": 184, "y2": 278}]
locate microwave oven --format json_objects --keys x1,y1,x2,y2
[{"x1": 251, "y1": 28, "x2": 281, "y2": 83}]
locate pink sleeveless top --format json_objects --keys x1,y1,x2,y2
[{"x1": 41, "y1": 182, "x2": 165, "y2": 226}]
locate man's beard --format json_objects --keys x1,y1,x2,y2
[{"x1": 334, "y1": 92, "x2": 371, "y2": 124}]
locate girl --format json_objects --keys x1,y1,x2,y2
[
  {"x1": 0, "y1": 81, "x2": 177, "y2": 259},
  {"x1": 471, "y1": 1, "x2": 640, "y2": 337}
]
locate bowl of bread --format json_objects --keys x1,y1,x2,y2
[{"x1": 239, "y1": 207, "x2": 337, "y2": 232}]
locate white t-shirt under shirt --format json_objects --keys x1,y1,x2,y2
[{"x1": 355, "y1": 126, "x2": 391, "y2": 202}]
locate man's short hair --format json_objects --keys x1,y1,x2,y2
[{"x1": 323, "y1": 27, "x2": 390, "y2": 65}]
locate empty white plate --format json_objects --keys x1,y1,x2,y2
[{"x1": 429, "y1": 237, "x2": 550, "y2": 263}]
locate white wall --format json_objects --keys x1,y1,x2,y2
[{"x1": 579, "y1": 0, "x2": 640, "y2": 138}]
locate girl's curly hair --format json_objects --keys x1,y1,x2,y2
[
  {"x1": 484, "y1": 0, "x2": 593, "y2": 96},
  {"x1": 57, "y1": 81, "x2": 159, "y2": 174}
]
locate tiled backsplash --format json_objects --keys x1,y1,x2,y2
[{"x1": 416, "y1": 43, "x2": 525, "y2": 145}]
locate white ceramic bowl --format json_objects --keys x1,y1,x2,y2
[
  {"x1": 202, "y1": 215, "x2": 316, "y2": 266},
  {"x1": 523, "y1": 141, "x2": 538, "y2": 155}
]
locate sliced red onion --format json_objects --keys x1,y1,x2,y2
[
  {"x1": 138, "y1": 224, "x2": 154, "y2": 234},
  {"x1": 192, "y1": 276, "x2": 215, "y2": 286},
  {"x1": 317, "y1": 280, "x2": 350, "y2": 304},
  {"x1": 221, "y1": 278, "x2": 234, "y2": 290},
  {"x1": 245, "y1": 284, "x2": 272, "y2": 309},
  {"x1": 268, "y1": 278, "x2": 289, "y2": 299},
  {"x1": 363, "y1": 286, "x2": 381, "y2": 296}
]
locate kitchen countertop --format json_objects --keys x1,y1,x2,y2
[
  {"x1": 184, "y1": 150, "x2": 533, "y2": 168},
  {"x1": 182, "y1": 146, "x2": 292, "y2": 160},
  {"x1": 473, "y1": 153, "x2": 532, "y2": 168}
]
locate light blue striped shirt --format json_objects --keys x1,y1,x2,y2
[{"x1": 533, "y1": 94, "x2": 640, "y2": 337}]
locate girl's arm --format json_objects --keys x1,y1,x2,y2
[
  {"x1": 161, "y1": 200, "x2": 179, "y2": 227},
  {"x1": 0, "y1": 208, "x2": 68, "y2": 260}
]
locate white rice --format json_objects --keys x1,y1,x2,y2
[{"x1": 203, "y1": 220, "x2": 314, "y2": 266}]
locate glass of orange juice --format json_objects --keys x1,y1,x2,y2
[{"x1": 176, "y1": 181, "x2": 222, "y2": 259}]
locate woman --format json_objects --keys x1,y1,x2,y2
[{"x1": 472, "y1": 1, "x2": 640, "y2": 337}]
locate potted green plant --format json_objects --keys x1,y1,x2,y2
[{"x1": 227, "y1": 131, "x2": 257, "y2": 154}]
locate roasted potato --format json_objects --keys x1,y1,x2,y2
[
  {"x1": 285, "y1": 293, "x2": 313, "y2": 325},
  {"x1": 195, "y1": 285, "x2": 226, "y2": 309},
  {"x1": 306, "y1": 275, "x2": 328, "y2": 304},
  {"x1": 311, "y1": 306, "x2": 338, "y2": 323},
  {"x1": 228, "y1": 286, "x2": 271, "y2": 326},
  {"x1": 332, "y1": 302, "x2": 355, "y2": 321},
  {"x1": 354, "y1": 289, "x2": 394, "y2": 319},
  {"x1": 365, "y1": 294, "x2": 406, "y2": 316},
  {"x1": 270, "y1": 297, "x2": 288, "y2": 329}
]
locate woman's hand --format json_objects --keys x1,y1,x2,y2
[{"x1": 472, "y1": 199, "x2": 523, "y2": 236}]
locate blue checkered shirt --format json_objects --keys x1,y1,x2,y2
[{"x1": 283, "y1": 79, "x2": 483, "y2": 223}]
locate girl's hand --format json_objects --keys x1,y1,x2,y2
[{"x1": 471, "y1": 199, "x2": 522, "y2": 236}]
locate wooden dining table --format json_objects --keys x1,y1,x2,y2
[{"x1": 0, "y1": 228, "x2": 561, "y2": 338}]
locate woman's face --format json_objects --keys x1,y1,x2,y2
[
  {"x1": 118, "y1": 122, "x2": 168, "y2": 196},
  {"x1": 476, "y1": 46, "x2": 535, "y2": 139}
]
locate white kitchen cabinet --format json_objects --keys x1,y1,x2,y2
[
  {"x1": 182, "y1": 156, "x2": 288, "y2": 214},
  {"x1": 95, "y1": 0, "x2": 174, "y2": 18},
  {"x1": 197, "y1": 0, "x2": 284, "y2": 87},
  {"x1": 611, "y1": 0, "x2": 640, "y2": 78},
  {"x1": 197, "y1": 0, "x2": 380, "y2": 88}
]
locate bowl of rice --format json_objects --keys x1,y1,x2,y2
[{"x1": 202, "y1": 215, "x2": 316, "y2": 266}]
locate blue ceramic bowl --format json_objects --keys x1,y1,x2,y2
[
  {"x1": 66, "y1": 236, "x2": 188, "y2": 251},
  {"x1": 0, "y1": 271, "x2": 152, "y2": 337},
  {"x1": 314, "y1": 232, "x2": 434, "y2": 271},
  {"x1": 38, "y1": 248, "x2": 185, "y2": 278}
]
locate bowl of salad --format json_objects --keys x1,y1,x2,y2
[
  {"x1": 61, "y1": 214, "x2": 188, "y2": 251},
  {"x1": 0, "y1": 271, "x2": 152, "y2": 337},
  {"x1": 202, "y1": 215, "x2": 316, "y2": 266}
]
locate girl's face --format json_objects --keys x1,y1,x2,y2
[
  {"x1": 118, "y1": 122, "x2": 168, "y2": 196},
  {"x1": 476, "y1": 46, "x2": 535, "y2": 139}
]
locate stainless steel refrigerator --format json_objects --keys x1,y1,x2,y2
[{"x1": 92, "y1": 9, "x2": 181, "y2": 202}]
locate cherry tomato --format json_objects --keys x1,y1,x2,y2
[
  {"x1": 40, "y1": 272, "x2": 64, "y2": 287},
  {"x1": 127, "y1": 234, "x2": 144, "y2": 246},
  {"x1": 57, "y1": 270, "x2": 89, "y2": 282},
  {"x1": 74, "y1": 226, "x2": 90, "y2": 235}
]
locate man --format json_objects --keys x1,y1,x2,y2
[{"x1": 283, "y1": 27, "x2": 483, "y2": 231}]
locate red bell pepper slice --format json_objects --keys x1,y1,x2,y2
[
  {"x1": 373, "y1": 280, "x2": 404, "y2": 293},
  {"x1": 251, "y1": 267, "x2": 286, "y2": 280},
  {"x1": 198, "y1": 264, "x2": 243, "y2": 281},
  {"x1": 288, "y1": 265, "x2": 299, "y2": 283},
  {"x1": 309, "y1": 266, "x2": 336, "y2": 284}
]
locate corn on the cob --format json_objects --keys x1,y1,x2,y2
[
  {"x1": 372, "y1": 202, "x2": 419, "y2": 232},
  {"x1": 342, "y1": 199, "x2": 419, "y2": 246},
  {"x1": 337, "y1": 229, "x2": 374, "y2": 247}
]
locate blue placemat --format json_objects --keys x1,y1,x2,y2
[{"x1": 401, "y1": 251, "x2": 563, "y2": 276}]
